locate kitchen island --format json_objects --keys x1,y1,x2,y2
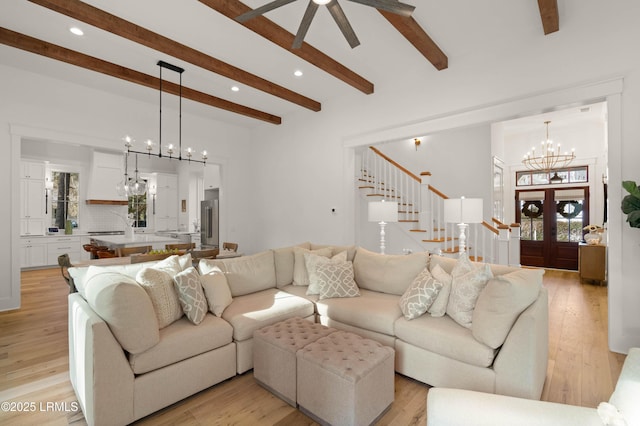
[{"x1": 91, "y1": 234, "x2": 180, "y2": 251}]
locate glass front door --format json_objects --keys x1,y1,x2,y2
[{"x1": 516, "y1": 187, "x2": 589, "y2": 270}]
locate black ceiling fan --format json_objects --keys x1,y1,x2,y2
[{"x1": 235, "y1": 0, "x2": 415, "y2": 49}]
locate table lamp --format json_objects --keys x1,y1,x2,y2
[
  {"x1": 368, "y1": 200, "x2": 398, "y2": 254},
  {"x1": 444, "y1": 197, "x2": 483, "y2": 255}
]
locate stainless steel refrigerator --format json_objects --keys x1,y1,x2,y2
[{"x1": 201, "y1": 199, "x2": 219, "y2": 248}]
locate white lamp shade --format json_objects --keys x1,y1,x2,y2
[
  {"x1": 444, "y1": 198, "x2": 483, "y2": 224},
  {"x1": 368, "y1": 201, "x2": 398, "y2": 223}
]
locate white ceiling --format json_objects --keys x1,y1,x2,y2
[{"x1": 1, "y1": 0, "x2": 562, "y2": 129}]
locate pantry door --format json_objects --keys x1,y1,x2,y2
[{"x1": 516, "y1": 187, "x2": 589, "y2": 270}]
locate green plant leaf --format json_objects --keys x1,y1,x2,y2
[
  {"x1": 627, "y1": 210, "x2": 640, "y2": 228},
  {"x1": 622, "y1": 181, "x2": 640, "y2": 199},
  {"x1": 622, "y1": 194, "x2": 640, "y2": 214}
]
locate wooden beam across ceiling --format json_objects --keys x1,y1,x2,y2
[
  {"x1": 0, "y1": 27, "x2": 282, "y2": 125},
  {"x1": 537, "y1": 0, "x2": 559, "y2": 35},
  {"x1": 378, "y1": 11, "x2": 448, "y2": 71},
  {"x1": 27, "y1": 0, "x2": 320, "y2": 112},
  {"x1": 198, "y1": 0, "x2": 375, "y2": 95}
]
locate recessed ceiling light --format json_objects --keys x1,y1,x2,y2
[
  {"x1": 69, "y1": 27, "x2": 84, "y2": 36},
  {"x1": 294, "y1": 70, "x2": 303, "y2": 77},
  {"x1": 231, "y1": 86, "x2": 240, "y2": 92}
]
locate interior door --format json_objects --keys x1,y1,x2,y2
[{"x1": 516, "y1": 187, "x2": 589, "y2": 270}]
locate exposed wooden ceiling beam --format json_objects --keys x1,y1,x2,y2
[
  {"x1": 198, "y1": 0, "x2": 375, "y2": 95},
  {"x1": 537, "y1": 0, "x2": 559, "y2": 35},
  {"x1": 27, "y1": 0, "x2": 320, "y2": 112},
  {"x1": 0, "y1": 27, "x2": 282, "y2": 125},
  {"x1": 378, "y1": 11, "x2": 448, "y2": 71}
]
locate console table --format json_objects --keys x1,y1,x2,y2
[{"x1": 578, "y1": 243, "x2": 606, "y2": 285}]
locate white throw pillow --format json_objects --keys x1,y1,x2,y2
[
  {"x1": 293, "y1": 247, "x2": 333, "y2": 286},
  {"x1": 136, "y1": 267, "x2": 184, "y2": 328},
  {"x1": 399, "y1": 267, "x2": 444, "y2": 320},
  {"x1": 272, "y1": 242, "x2": 311, "y2": 287},
  {"x1": 446, "y1": 254, "x2": 493, "y2": 328},
  {"x1": 597, "y1": 402, "x2": 628, "y2": 426},
  {"x1": 152, "y1": 255, "x2": 183, "y2": 277},
  {"x1": 305, "y1": 251, "x2": 348, "y2": 295},
  {"x1": 200, "y1": 267, "x2": 233, "y2": 317},
  {"x1": 317, "y1": 261, "x2": 360, "y2": 300},
  {"x1": 428, "y1": 264, "x2": 452, "y2": 317},
  {"x1": 178, "y1": 253, "x2": 193, "y2": 271},
  {"x1": 173, "y1": 267, "x2": 208, "y2": 325},
  {"x1": 472, "y1": 268, "x2": 543, "y2": 348}
]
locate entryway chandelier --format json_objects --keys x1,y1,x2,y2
[
  {"x1": 522, "y1": 121, "x2": 575, "y2": 180},
  {"x1": 116, "y1": 61, "x2": 207, "y2": 197}
]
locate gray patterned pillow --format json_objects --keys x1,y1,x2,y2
[
  {"x1": 399, "y1": 268, "x2": 444, "y2": 320},
  {"x1": 317, "y1": 261, "x2": 360, "y2": 300},
  {"x1": 305, "y1": 251, "x2": 348, "y2": 295},
  {"x1": 173, "y1": 267, "x2": 208, "y2": 325}
]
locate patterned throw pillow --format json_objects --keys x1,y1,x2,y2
[
  {"x1": 305, "y1": 251, "x2": 348, "y2": 295},
  {"x1": 317, "y1": 261, "x2": 360, "y2": 300},
  {"x1": 446, "y1": 253, "x2": 493, "y2": 328},
  {"x1": 399, "y1": 268, "x2": 444, "y2": 320},
  {"x1": 136, "y1": 267, "x2": 184, "y2": 328},
  {"x1": 173, "y1": 267, "x2": 208, "y2": 325}
]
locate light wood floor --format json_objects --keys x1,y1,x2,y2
[{"x1": 0, "y1": 268, "x2": 626, "y2": 425}]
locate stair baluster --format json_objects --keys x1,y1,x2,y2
[{"x1": 358, "y1": 146, "x2": 514, "y2": 264}]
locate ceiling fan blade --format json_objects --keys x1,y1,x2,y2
[
  {"x1": 235, "y1": 0, "x2": 299, "y2": 23},
  {"x1": 292, "y1": 1, "x2": 319, "y2": 49},
  {"x1": 327, "y1": 0, "x2": 360, "y2": 48},
  {"x1": 348, "y1": 0, "x2": 415, "y2": 17}
]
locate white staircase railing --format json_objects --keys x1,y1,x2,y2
[
  {"x1": 360, "y1": 146, "x2": 421, "y2": 224},
  {"x1": 359, "y1": 146, "x2": 520, "y2": 265}
]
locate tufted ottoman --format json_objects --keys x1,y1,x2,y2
[
  {"x1": 253, "y1": 317, "x2": 337, "y2": 406},
  {"x1": 297, "y1": 331, "x2": 395, "y2": 426}
]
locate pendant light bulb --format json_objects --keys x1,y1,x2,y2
[{"x1": 130, "y1": 154, "x2": 147, "y2": 196}]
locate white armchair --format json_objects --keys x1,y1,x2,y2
[{"x1": 427, "y1": 348, "x2": 639, "y2": 426}]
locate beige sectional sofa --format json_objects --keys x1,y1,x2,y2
[{"x1": 68, "y1": 242, "x2": 548, "y2": 426}]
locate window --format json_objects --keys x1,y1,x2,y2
[
  {"x1": 51, "y1": 171, "x2": 79, "y2": 229},
  {"x1": 516, "y1": 166, "x2": 588, "y2": 187},
  {"x1": 128, "y1": 180, "x2": 148, "y2": 227}
]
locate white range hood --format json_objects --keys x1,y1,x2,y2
[{"x1": 86, "y1": 151, "x2": 128, "y2": 205}]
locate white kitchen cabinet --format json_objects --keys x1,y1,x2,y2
[
  {"x1": 47, "y1": 236, "x2": 82, "y2": 265},
  {"x1": 20, "y1": 238, "x2": 47, "y2": 268},
  {"x1": 155, "y1": 173, "x2": 178, "y2": 231},
  {"x1": 20, "y1": 161, "x2": 46, "y2": 180},
  {"x1": 20, "y1": 236, "x2": 82, "y2": 268},
  {"x1": 20, "y1": 161, "x2": 46, "y2": 236}
]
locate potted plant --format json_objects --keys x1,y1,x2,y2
[{"x1": 621, "y1": 180, "x2": 640, "y2": 227}]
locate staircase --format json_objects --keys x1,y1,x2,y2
[{"x1": 357, "y1": 146, "x2": 520, "y2": 265}]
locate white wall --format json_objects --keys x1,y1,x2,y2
[
  {"x1": 376, "y1": 124, "x2": 493, "y2": 203},
  {"x1": 0, "y1": 64, "x2": 255, "y2": 310},
  {"x1": 250, "y1": 3, "x2": 640, "y2": 353}
]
